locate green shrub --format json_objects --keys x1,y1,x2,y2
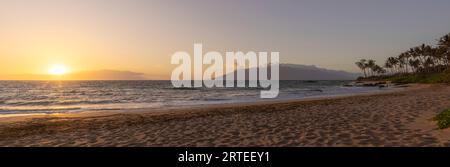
[
  {"x1": 379, "y1": 70, "x2": 450, "y2": 84},
  {"x1": 434, "y1": 109, "x2": 450, "y2": 129}
]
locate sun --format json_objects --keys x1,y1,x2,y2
[{"x1": 48, "y1": 64, "x2": 68, "y2": 75}]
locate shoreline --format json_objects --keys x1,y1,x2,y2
[
  {"x1": 0, "y1": 83, "x2": 412, "y2": 122},
  {"x1": 1, "y1": 83, "x2": 449, "y2": 146}
]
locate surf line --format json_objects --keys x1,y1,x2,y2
[{"x1": 171, "y1": 43, "x2": 280, "y2": 98}]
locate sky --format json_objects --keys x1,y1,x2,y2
[{"x1": 1, "y1": 0, "x2": 450, "y2": 79}]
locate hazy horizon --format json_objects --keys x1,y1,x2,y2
[
  {"x1": 2, "y1": 0, "x2": 450, "y2": 80},
  {"x1": 0, "y1": 63, "x2": 358, "y2": 80}
]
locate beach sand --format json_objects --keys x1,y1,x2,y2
[{"x1": 1, "y1": 84, "x2": 450, "y2": 147}]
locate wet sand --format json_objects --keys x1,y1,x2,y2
[{"x1": 1, "y1": 84, "x2": 450, "y2": 147}]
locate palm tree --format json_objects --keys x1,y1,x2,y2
[
  {"x1": 398, "y1": 53, "x2": 408, "y2": 73},
  {"x1": 403, "y1": 51, "x2": 412, "y2": 73},
  {"x1": 408, "y1": 59, "x2": 420, "y2": 73},
  {"x1": 357, "y1": 32, "x2": 450, "y2": 77},
  {"x1": 438, "y1": 33, "x2": 450, "y2": 66},
  {"x1": 408, "y1": 48, "x2": 421, "y2": 69},
  {"x1": 424, "y1": 57, "x2": 435, "y2": 73},
  {"x1": 415, "y1": 44, "x2": 428, "y2": 66},
  {"x1": 367, "y1": 59, "x2": 376, "y2": 76},
  {"x1": 386, "y1": 57, "x2": 399, "y2": 73},
  {"x1": 438, "y1": 33, "x2": 450, "y2": 47},
  {"x1": 435, "y1": 46, "x2": 448, "y2": 66},
  {"x1": 396, "y1": 57, "x2": 405, "y2": 74},
  {"x1": 372, "y1": 65, "x2": 386, "y2": 76},
  {"x1": 355, "y1": 59, "x2": 368, "y2": 78},
  {"x1": 384, "y1": 61, "x2": 393, "y2": 75}
]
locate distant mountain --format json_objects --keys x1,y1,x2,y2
[
  {"x1": 277, "y1": 64, "x2": 359, "y2": 80},
  {"x1": 224, "y1": 64, "x2": 360, "y2": 80}
]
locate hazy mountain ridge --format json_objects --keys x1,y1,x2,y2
[
  {"x1": 224, "y1": 64, "x2": 360, "y2": 80},
  {"x1": 279, "y1": 64, "x2": 360, "y2": 80}
]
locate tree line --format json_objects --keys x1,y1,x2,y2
[{"x1": 356, "y1": 33, "x2": 450, "y2": 78}]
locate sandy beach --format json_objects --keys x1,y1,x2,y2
[{"x1": 1, "y1": 84, "x2": 450, "y2": 147}]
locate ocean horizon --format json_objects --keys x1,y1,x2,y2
[{"x1": 0, "y1": 80, "x2": 389, "y2": 115}]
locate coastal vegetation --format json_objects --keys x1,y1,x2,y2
[
  {"x1": 355, "y1": 33, "x2": 450, "y2": 83},
  {"x1": 434, "y1": 109, "x2": 450, "y2": 129},
  {"x1": 356, "y1": 33, "x2": 450, "y2": 129}
]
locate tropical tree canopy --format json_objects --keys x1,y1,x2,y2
[{"x1": 356, "y1": 32, "x2": 450, "y2": 78}]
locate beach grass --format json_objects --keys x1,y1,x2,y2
[{"x1": 434, "y1": 109, "x2": 450, "y2": 129}]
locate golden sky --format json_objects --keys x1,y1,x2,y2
[
  {"x1": 0, "y1": 0, "x2": 178, "y2": 80},
  {"x1": 2, "y1": 0, "x2": 450, "y2": 80}
]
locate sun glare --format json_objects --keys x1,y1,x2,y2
[{"x1": 48, "y1": 64, "x2": 68, "y2": 75}]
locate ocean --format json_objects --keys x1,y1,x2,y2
[{"x1": 0, "y1": 80, "x2": 389, "y2": 115}]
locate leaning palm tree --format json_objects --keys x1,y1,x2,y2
[
  {"x1": 384, "y1": 61, "x2": 393, "y2": 75},
  {"x1": 408, "y1": 59, "x2": 420, "y2": 73},
  {"x1": 438, "y1": 33, "x2": 450, "y2": 66},
  {"x1": 396, "y1": 57, "x2": 405, "y2": 74},
  {"x1": 435, "y1": 46, "x2": 448, "y2": 67},
  {"x1": 367, "y1": 59, "x2": 376, "y2": 76},
  {"x1": 355, "y1": 59, "x2": 368, "y2": 78},
  {"x1": 408, "y1": 48, "x2": 420, "y2": 69},
  {"x1": 438, "y1": 33, "x2": 450, "y2": 47},
  {"x1": 371, "y1": 64, "x2": 377, "y2": 76},
  {"x1": 403, "y1": 51, "x2": 412, "y2": 73},
  {"x1": 398, "y1": 53, "x2": 408, "y2": 73},
  {"x1": 372, "y1": 65, "x2": 385, "y2": 76},
  {"x1": 386, "y1": 57, "x2": 399, "y2": 74},
  {"x1": 424, "y1": 57, "x2": 435, "y2": 73},
  {"x1": 415, "y1": 44, "x2": 428, "y2": 66}
]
